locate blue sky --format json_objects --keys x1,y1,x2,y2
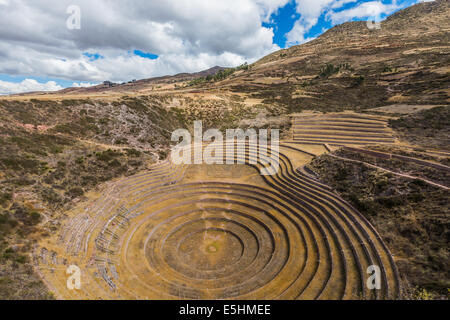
[
  {"x1": 265, "y1": 0, "x2": 419, "y2": 48},
  {"x1": 0, "y1": 74, "x2": 75, "y2": 88},
  {"x1": 0, "y1": 0, "x2": 425, "y2": 94},
  {"x1": 263, "y1": 2, "x2": 299, "y2": 47}
]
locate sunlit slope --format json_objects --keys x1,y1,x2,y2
[{"x1": 35, "y1": 142, "x2": 400, "y2": 300}]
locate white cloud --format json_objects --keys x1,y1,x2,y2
[
  {"x1": 286, "y1": 22, "x2": 316, "y2": 45},
  {"x1": 330, "y1": 0, "x2": 359, "y2": 9},
  {"x1": 327, "y1": 1, "x2": 400, "y2": 24},
  {"x1": 286, "y1": 0, "x2": 337, "y2": 45},
  {"x1": 255, "y1": 0, "x2": 291, "y2": 22},
  {"x1": 286, "y1": 0, "x2": 405, "y2": 45},
  {"x1": 0, "y1": 79, "x2": 62, "y2": 95},
  {"x1": 0, "y1": 0, "x2": 286, "y2": 84},
  {"x1": 0, "y1": 0, "x2": 415, "y2": 88},
  {"x1": 72, "y1": 82, "x2": 97, "y2": 88}
]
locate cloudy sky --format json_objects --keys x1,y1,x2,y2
[{"x1": 0, "y1": 0, "x2": 425, "y2": 94}]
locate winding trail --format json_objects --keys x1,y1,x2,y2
[{"x1": 327, "y1": 154, "x2": 449, "y2": 190}]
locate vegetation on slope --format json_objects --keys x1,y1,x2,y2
[
  {"x1": 218, "y1": 0, "x2": 449, "y2": 114},
  {"x1": 309, "y1": 148, "x2": 449, "y2": 299},
  {"x1": 187, "y1": 63, "x2": 250, "y2": 87},
  {"x1": 389, "y1": 106, "x2": 450, "y2": 150},
  {"x1": 0, "y1": 96, "x2": 188, "y2": 299},
  {"x1": 0, "y1": 0, "x2": 447, "y2": 300}
]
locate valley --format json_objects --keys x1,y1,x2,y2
[{"x1": 0, "y1": 0, "x2": 448, "y2": 300}]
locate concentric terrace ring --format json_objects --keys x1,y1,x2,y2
[{"x1": 36, "y1": 142, "x2": 400, "y2": 300}]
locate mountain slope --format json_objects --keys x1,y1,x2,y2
[
  {"x1": 204, "y1": 0, "x2": 450, "y2": 112},
  {"x1": 0, "y1": 0, "x2": 448, "y2": 300}
]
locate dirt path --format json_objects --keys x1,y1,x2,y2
[
  {"x1": 76, "y1": 138, "x2": 127, "y2": 150},
  {"x1": 327, "y1": 154, "x2": 449, "y2": 190}
]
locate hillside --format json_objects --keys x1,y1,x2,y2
[
  {"x1": 215, "y1": 0, "x2": 449, "y2": 113},
  {"x1": 389, "y1": 106, "x2": 449, "y2": 149},
  {"x1": 0, "y1": 0, "x2": 448, "y2": 300},
  {"x1": 8, "y1": 0, "x2": 449, "y2": 114},
  {"x1": 0, "y1": 96, "x2": 185, "y2": 298},
  {"x1": 309, "y1": 147, "x2": 449, "y2": 299}
]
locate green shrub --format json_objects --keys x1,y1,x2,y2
[
  {"x1": 75, "y1": 157, "x2": 84, "y2": 164},
  {"x1": 67, "y1": 187, "x2": 84, "y2": 198},
  {"x1": 95, "y1": 149, "x2": 122, "y2": 162},
  {"x1": 28, "y1": 212, "x2": 41, "y2": 225},
  {"x1": 108, "y1": 159, "x2": 121, "y2": 168},
  {"x1": 0, "y1": 192, "x2": 12, "y2": 207},
  {"x1": 319, "y1": 62, "x2": 351, "y2": 78},
  {"x1": 125, "y1": 148, "x2": 141, "y2": 157}
]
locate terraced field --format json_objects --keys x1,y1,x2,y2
[
  {"x1": 34, "y1": 140, "x2": 400, "y2": 300},
  {"x1": 291, "y1": 113, "x2": 397, "y2": 146}
]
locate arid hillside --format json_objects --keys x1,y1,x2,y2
[
  {"x1": 309, "y1": 147, "x2": 449, "y2": 299},
  {"x1": 0, "y1": 96, "x2": 185, "y2": 298},
  {"x1": 217, "y1": 0, "x2": 449, "y2": 113},
  {"x1": 0, "y1": 0, "x2": 448, "y2": 300},
  {"x1": 10, "y1": 0, "x2": 449, "y2": 115}
]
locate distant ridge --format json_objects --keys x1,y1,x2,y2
[{"x1": 54, "y1": 66, "x2": 226, "y2": 95}]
